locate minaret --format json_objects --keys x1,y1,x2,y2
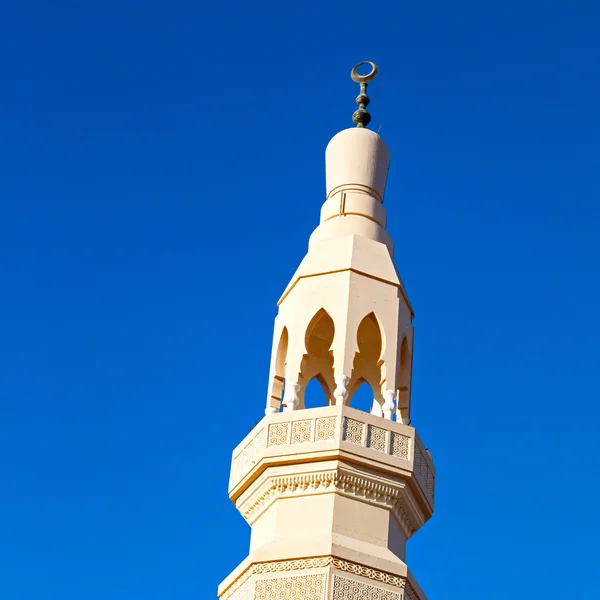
[{"x1": 218, "y1": 62, "x2": 436, "y2": 600}]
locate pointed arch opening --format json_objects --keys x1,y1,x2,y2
[
  {"x1": 347, "y1": 313, "x2": 385, "y2": 415},
  {"x1": 304, "y1": 308, "x2": 335, "y2": 358},
  {"x1": 356, "y1": 312, "x2": 383, "y2": 360},
  {"x1": 397, "y1": 336, "x2": 411, "y2": 423},
  {"x1": 348, "y1": 380, "x2": 376, "y2": 414},
  {"x1": 276, "y1": 327, "x2": 289, "y2": 374},
  {"x1": 297, "y1": 309, "x2": 335, "y2": 410},
  {"x1": 267, "y1": 327, "x2": 288, "y2": 413},
  {"x1": 303, "y1": 375, "x2": 331, "y2": 409}
]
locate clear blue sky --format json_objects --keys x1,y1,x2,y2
[{"x1": 1, "y1": 1, "x2": 599, "y2": 598}]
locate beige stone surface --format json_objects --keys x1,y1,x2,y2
[
  {"x1": 265, "y1": 128, "x2": 414, "y2": 424},
  {"x1": 218, "y1": 125, "x2": 435, "y2": 599},
  {"x1": 325, "y1": 128, "x2": 390, "y2": 202}
]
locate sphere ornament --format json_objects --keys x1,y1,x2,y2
[{"x1": 351, "y1": 108, "x2": 372, "y2": 128}]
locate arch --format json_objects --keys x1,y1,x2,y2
[
  {"x1": 356, "y1": 312, "x2": 384, "y2": 362},
  {"x1": 347, "y1": 312, "x2": 385, "y2": 415},
  {"x1": 397, "y1": 336, "x2": 411, "y2": 423},
  {"x1": 348, "y1": 379, "x2": 376, "y2": 414},
  {"x1": 297, "y1": 309, "x2": 335, "y2": 410},
  {"x1": 267, "y1": 327, "x2": 288, "y2": 413},
  {"x1": 304, "y1": 308, "x2": 335, "y2": 357},
  {"x1": 276, "y1": 327, "x2": 289, "y2": 375},
  {"x1": 399, "y1": 336, "x2": 409, "y2": 387},
  {"x1": 303, "y1": 375, "x2": 331, "y2": 409}
]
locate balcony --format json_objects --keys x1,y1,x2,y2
[{"x1": 228, "y1": 404, "x2": 435, "y2": 512}]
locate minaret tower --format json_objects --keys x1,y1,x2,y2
[{"x1": 218, "y1": 62, "x2": 436, "y2": 600}]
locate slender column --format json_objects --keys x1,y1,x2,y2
[
  {"x1": 333, "y1": 375, "x2": 349, "y2": 405},
  {"x1": 382, "y1": 389, "x2": 396, "y2": 420},
  {"x1": 283, "y1": 383, "x2": 300, "y2": 412}
]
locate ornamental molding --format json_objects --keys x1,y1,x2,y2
[
  {"x1": 329, "y1": 557, "x2": 406, "y2": 589},
  {"x1": 219, "y1": 556, "x2": 419, "y2": 600},
  {"x1": 239, "y1": 468, "x2": 423, "y2": 538}
]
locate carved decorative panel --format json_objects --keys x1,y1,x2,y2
[
  {"x1": 291, "y1": 420, "x2": 313, "y2": 444},
  {"x1": 315, "y1": 417, "x2": 336, "y2": 441},
  {"x1": 268, "y1": 423, "x2": 290, "y2": 447},
  {"x1": 390, "y1": 432, "x2": 410, "y2": 460},
  {"x1": 414, "y1": 446, "x2": 435, "y2": 498},
  {"x1": 342, "y1": 418, "x2": 364, "y2": 445},
  {"x1": 366, "y1": 425, "x2": 387, "y2": 452},
  {"x1": 254, "y1": 573, "x2": 326, "y2": 599},
  {"x1": 332, "y1": 575, "x2": 400, "y2": 600}
]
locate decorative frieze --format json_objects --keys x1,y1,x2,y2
[
  {"x1": 254, "y1": 557, "x2": 332, "y2": 573},
  {"x1": 332, "y1": 575, "x2": 400, "y2": 600},
  {"x1": 329, "y1": 559, "x2": 406, "y2": 589},
  {"x1": 241, "y1": 469, "x2": 418, "y2": 537},
  {"x1": 219, "y1": 556, "x2": 410, "y2": 600}
]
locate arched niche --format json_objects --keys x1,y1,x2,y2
[
  {"x1": 268, "y1": 327, "x2": 288, "y2": 412},
  {"x1": 347, "y1": 313, "x2": 384, "y2": 414},
  {"x1": 397, "y1": 336, "x2": 411, "y2": 423},
  {"x1": 302, "y1": 375, "x2": 331, "y2": 409},
  {"x1": 304, "y1": 308, "x2": 335, "y2": 357},
  {"x1": 348, "y1": 380, "x2": 377, "y2": 414},
  {"x1": 298, "y1": 309, "x2": 335, "y2": 409}
]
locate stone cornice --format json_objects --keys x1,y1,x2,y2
[{"x1": 238, "y1": 467, "x2": 424, "y2": 538}]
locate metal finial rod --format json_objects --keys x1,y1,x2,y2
[{"x1": 351, "y1": 61, "x2": 378, "y2": 128}]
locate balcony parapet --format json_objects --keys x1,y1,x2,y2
[{"x1": 228, "y1": 405, "x2": 435, "y2": 510}]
